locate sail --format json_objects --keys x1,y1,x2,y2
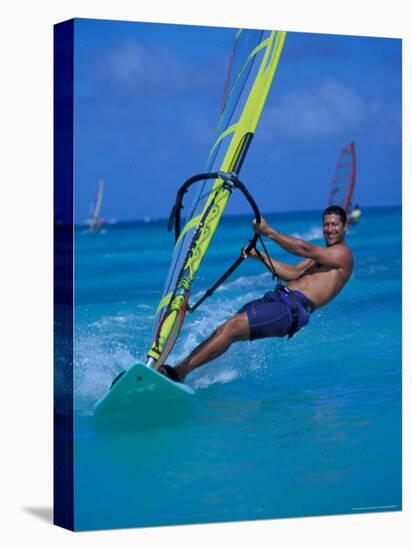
[
  {"x1": 89, "y1": 178, "x2": 104, "y2": 232},
  {"x1": 92, "y1": 179, "x2": 104, "y2": 218},
  {"x1": 147, "y1": 29, "x2": 287, "y2": 367},
  {"x1": 328, "y1": 142, "x2": 357, "y2": 213}
]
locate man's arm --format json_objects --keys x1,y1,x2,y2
[
  {"x1": 253, "y1": 218, "x2": 350, "y2": 269},
  {"x1": 243, "y1": 248, "x2": 316, "y2": 281},
  {"x1": 269, "y1": 257, "x2": 316, "y2": 281}
]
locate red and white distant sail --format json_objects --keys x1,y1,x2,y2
[{"x1": 328, "y1": 141, "x2": 357, "y2": 214}]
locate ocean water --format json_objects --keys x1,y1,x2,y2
[{"x1": 70, "y1": 206, "x2": 401, "y2": 530}]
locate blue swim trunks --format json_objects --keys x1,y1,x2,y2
[{"x1": 238, "y1": 286, "x2": 316, "y2": 341}]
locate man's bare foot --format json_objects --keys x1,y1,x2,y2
[{"x1": 157, "y1": 364, "x2": 184, "y2": 383}]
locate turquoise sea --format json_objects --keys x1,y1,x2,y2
[{"x1": 68, "y1": 206, "x2": 401, "y2": 530}]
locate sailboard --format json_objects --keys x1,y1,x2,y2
[
  {"x1": 328, "y1": 141, "x2": 357, "y2": 218},
  {"x1": 89, "y1": 178, "x2": 104, "y2": 233},
  {"x1": 94, "y1": 29, "x2": 287, "y2": 424},
  {"x1": 94, "y1": 363, "x2": 194, "y2": 430}
]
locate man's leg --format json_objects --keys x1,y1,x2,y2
[{"x1": 160, "y1": 312, "x2": 249, "y2": 382}]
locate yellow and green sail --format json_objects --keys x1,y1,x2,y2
[{"x1": 147, "y1": 29, "x2": 286, "y2": 367}]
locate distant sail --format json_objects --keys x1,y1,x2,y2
[
  {"x1": 147, "y1": 30, "x2": 287, "y2": 368},
  {"x1": 89, "y1": 178, "x2": 104, "y2": 233},
  {"x1": 328, "y1": 141, "x2": 357, "y2": 214}
]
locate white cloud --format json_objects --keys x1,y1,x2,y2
[
  {"x1": 265, "y1": 78, "x2": 367, "y2": 139},
  {"x1": 104, "y1": 41, "x2": 146, "y2": 82},
  {"x1": 96, "y1": 39, "x2": 219, "y2": 99}
]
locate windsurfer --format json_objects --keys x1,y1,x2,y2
[
  {"x1": 158, "y1": 205, "x2": 353, "y2": 383},
  {"x1": 349, "y1": 204, "x2": 362, "y2": 225}
]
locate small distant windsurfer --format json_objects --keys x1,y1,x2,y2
[
  {"x1": 158, "y1": 205, "x2": 353, "y2": 383},
  {"x1": 89, "y1": 217, "x2": 104, "y2": 233},
  {"x1": 349, "y1": 204, "x2": 361, "y2": 225}
]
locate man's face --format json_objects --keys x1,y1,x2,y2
[{"x1": 323, "y1": 213, "x2": 347, "y2": 246}]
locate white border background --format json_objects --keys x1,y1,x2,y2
[{"x1": 1, "y1": 0, "x2": 410, "y2": 547}]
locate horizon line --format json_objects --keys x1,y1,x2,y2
[{"x1": 71, "y1": 203, "x2": 401, "y2": 228}]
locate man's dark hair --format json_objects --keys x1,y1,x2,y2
[{"x1": 323, "y1": 205, "x2": 347, "y2": 224}]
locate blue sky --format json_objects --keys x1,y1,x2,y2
[{"x1": 70, "y1": 18, "x2": 402, "y2": 223}]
